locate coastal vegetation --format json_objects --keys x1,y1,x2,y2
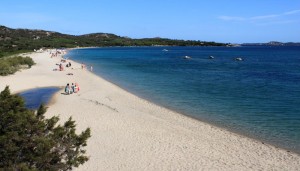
[
  {"x1": 0, "y1": 25, "x2": 228, "y2": 58},
  {"x1": 0, "y1": 86, "x2": 91, "y2": 170},
  {"x1": 0, "y1": 56, "x2": 35, "y2": 76}
]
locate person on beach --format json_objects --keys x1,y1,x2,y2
[
  {"x1": 74, "y1": 83, "x2": 78, "y2": 93},
  {"x1": 75, "y1": 83, "x2": 80, "y2": 92},
  {"x1": 90, "y1": 65, "x2": 93, "y2": 72},
  {"x1": 71, "y1": 83, "x2": 75, "y2": 93},
  {"x1": 65, "y1": 83, "x2": 71, "y2": 95}
]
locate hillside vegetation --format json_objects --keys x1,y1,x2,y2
[{"x1": 0, "y1": 25, "x2": 228, "y2": 58}]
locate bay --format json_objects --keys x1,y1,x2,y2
[{"x1": 67, "y1": 46, "x2": 300, "y2": 153}]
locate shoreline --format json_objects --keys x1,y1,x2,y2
[
  {"x1": 1, "y1": 50, "x2": 299, "y2": 170},
  {"x1": 79, "y1": 73, "x2": 292, "y2": 153},
  {"x1": 67, "y1": 48, "x2": 299, "y2": 154}
]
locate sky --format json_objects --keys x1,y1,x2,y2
[{"x1": 0, "y1": 0, "x2": 300, "y2": 43}]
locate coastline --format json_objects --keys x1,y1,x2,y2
[
  {"x1": 68, "y1": 46, "x2": 300, "y2": 154},
  {"x1": 1, "y1": 50, "x2": 299, "y2": 170}
]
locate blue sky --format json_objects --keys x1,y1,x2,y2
[{"x1": 0, "y1": 0, "x2": 299, "y2": 43}]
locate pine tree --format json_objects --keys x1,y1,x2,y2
[{"x1": 0, "y1": 86, "x2": 91, "y2": 171}]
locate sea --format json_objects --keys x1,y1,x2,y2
[{"x1": 66, "y1": 46, "x2": 300, "y2": 153}]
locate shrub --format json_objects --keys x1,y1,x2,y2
[
  {"x1": 0, "y1": 56, "x2": 35, "y2": 76},
  {"x1": 22, "y1": 57, "x2": 35, "y2": 67},
  {"x1": 0, "y1": 61, "x2": 16, "y2": 75},
  {"x1": 0, "y1": 86, "x2": 91, "y2": 170}
]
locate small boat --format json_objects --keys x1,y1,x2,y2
[
  {"x1": 184, "y1": 56, "x2": 191, "y2": 59},
  {"x1": 162, "y1": 49, "x2": 168, "y2": 52},
  {"x1": 209, "y1": 56, "x2": 214, "y2": 59},
  {"x1": 235, "y1": 57, "x2": 243, "y2": 61}
]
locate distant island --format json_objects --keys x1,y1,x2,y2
[
  {"x1": 241, "y1": 41, "x2": 300, "y2": 46},
  {"x1": 0, "y1": 25, "x2": 228, "y2": 57}
]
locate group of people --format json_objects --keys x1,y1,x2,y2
[
  {"x1": 66, "y1": 62, "x2": 72, "y2": 68},
  {"x1": 65, "y1": 83, "x2": 80, "y2": 95},
  {"x1": 81, "y1": 63, "x2": 93, "y2": 72},
  {"x1": 50, "y1": 49, "x2": 66, "y2": 58},
  {"x1": 56, "y1": 61, "x2": 72, "y2": 71}
]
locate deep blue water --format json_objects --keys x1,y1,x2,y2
[
  {"x1": 66, "y1": 46, "x2": 300, "y2": 153},
  {"x1": 19, "y1": 87, "x2": 60, "y2": 110}
]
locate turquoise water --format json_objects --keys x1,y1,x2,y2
[
  {"x1": 19, "y1": 87, "x2": 60, "y2": 110},
  {"x1": 67, "y1": 46, "x2": 300, "y2": 153}
]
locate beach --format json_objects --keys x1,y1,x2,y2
[{"x1": 1, "y1": 51, "x2": 300, "y2": 170}]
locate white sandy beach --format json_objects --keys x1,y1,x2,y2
[{"x1": 1, "y1": 51, "x2": 299, "y2": 171}]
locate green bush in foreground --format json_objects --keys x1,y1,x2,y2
[
  {"x1": 0, "y1": 56, "x2": 35, "y2": 76},
  {"x1": 0, "y1": 86, "x2": 91, "y2": 171}
]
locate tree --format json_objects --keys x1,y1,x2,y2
[{"x1": 0, "y1": 86, "x2": 91, "y2": 171}]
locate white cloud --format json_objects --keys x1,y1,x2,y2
[
  {"x1": 250, "y1": 14, "x2": 279, "y2": 20},
  {"x1": 219, "y1": 9, "x2": 300, "y2": 22},
  {"x1": 284, "y1": 10, "x2": 300, "y2": 15},
  {"x1": 256, "y1": 20, "x2": 298, "y2": 26}
]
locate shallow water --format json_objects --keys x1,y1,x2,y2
[
  {"x1": 19, "y1": 87, "x2": 60, "y2": 110},
  {"x1": 66, "y1": 46, "x2": 300, "y2": 153}
]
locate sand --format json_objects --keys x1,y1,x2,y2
[{"x1": 1, "y1": 51, "x2": 299, "y2": 171}]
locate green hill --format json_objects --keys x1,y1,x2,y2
[{"x1": 0, "y1": 25, "x2": 228, "y2": 58}]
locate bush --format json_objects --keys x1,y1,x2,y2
[
  {"x1": 22, "y1": 57, "x2": 35, "y2": 67},
  {"x1": 0, "y1": 62, "x2": 16, "y2": 75},
  {"x1": 0, "y1": 56, "x2": 35, "y2": 76},
  {"x1": 0, "y1": 86, "x2": 91, "y2": 170}
]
